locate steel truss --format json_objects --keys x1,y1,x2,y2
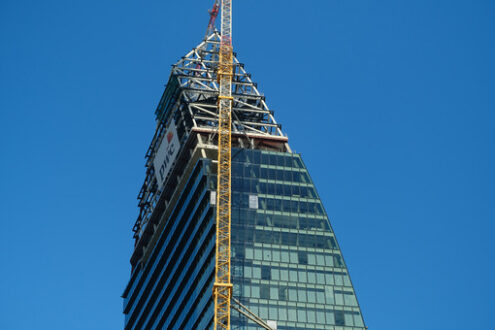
[{"x1": 131, "y1": 32, "x2": 289, "y2": 268}]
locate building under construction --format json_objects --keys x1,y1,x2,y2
[{"x1": 122, "y1": 4, "x2": 366, "y2": 329}]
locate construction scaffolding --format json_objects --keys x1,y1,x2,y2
[{"x1": 131, "y1": 32, "x2": 290, "y2": 265}]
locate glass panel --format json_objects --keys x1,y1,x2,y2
[
  {"x1": 354, "y1": 313, "x2": 364, "y2": 327},
  {"x1": 316, "y1": 310, "x2": 325, "y2": 324},
  {"x1": 251, "y1": 285, "x2": 260, "y2": 298},
  {"x1": 271, "y1": 268, "x2": 279, "y2": 280},
  {"x1": 288, "y1": 307, "x2": 297, "y2": 321},
  {"x1": 326, "y1": 311, "x2": 335, "y2": 325},
  {"x1": 270, "y1": 287, "x2": 279, "y2": 300},
  {"x1": 316, "y1": 290, "x2": 325, "y2": 304},
  {"x1": 280, "y1": 269, "x2": 289, "y2": 281},
  {"x1": 297, "y1": 309, "x2": 307, "y2": 323},
  {"x1": 261, "y1": 266, "x2": 271, "y2": 280},
  {"x1": 307, "y1": 290, "x2": 316, "y2": 303},
  {"x1": 307, "y1": 271, "x2": 316, "y2": 283},
  {"x1": 298, "y1": 289, "x2": 307, "y2": 302},
  {"x1": 298, "y1": 251, "x2": 308, "y2": 265},
  {"x1": 344, "y1": 312, "x2": 354, "y2": 326},
  {"x1": 307, "y1": 310, "x2": 316, "y2": 323},
  {"x1": 289, "y1": 288, "x2": 297, "y2": 301},
  {"x1": 252, "y1": 266, "x2": 261, "y2": 279},
  {"x1": 335, "y1": 310, "x2": 345, "y2": 326},
  {"x1": 260, "y1": 285, "x2": 270, "y2": 299},
  {"x1": 335, "y1": 292, "x2": 344, "y2": 305},
  {"x1": 325, "y1": 287, "x2": 335, "y2": 304},
  {"x1": 298, "y1": 270, "x2": 307, "y2": 282}
]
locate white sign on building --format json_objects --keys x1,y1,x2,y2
[
  {"x1": 267, "y1": 320, "x2": 277, "y2": 329},
  {"x1": 153, "y1": 120, "x2": 180, "y2": 189},
  {"x1": 249, "y1": 195, "x2": 258, "y2": 209},
  {"x1": 210, "y1": 191, "x2": 216, "y2": 205}
]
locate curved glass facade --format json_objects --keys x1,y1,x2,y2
[{"x1": 123, "y1": 149, "x2": 366, "y2": 329}]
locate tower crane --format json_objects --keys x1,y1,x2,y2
[
  {"x1": 213, "y1": 0, "x2": 233, "y2": 327},
  {"x1": 212, "y1": 1, "x2": 273, "y2": 329},
  {"x1": 205, "y1": 0, "x2": 220, "y2": 39}
]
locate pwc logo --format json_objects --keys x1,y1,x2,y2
[
  {"x1": 153, "y1": 122, "x2": 180, "y2": 189},
  {"x1": 158, "y1": 133, "x2": 177, "y2": 183}
]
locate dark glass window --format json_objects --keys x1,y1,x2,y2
[
  {"x1": 282, "y1": 199, "x2": 291, "y2": 212},
  {"x1": 267, "y1": 183, "x2": 276, "y2": 195},
  {"x1": 290, "y1": 200, "x2": 299, "y2": 213},
  {"x1": 261, "y1": 266, "x2": 271, "y2": 280},
  {"x1": 252, "y1": 150, "x2": 261, "y2": 164},
  {"x1": 293, "y1": 171, "x2": 301, "y2": 182},
  {"x1": 279, "y1": 287, "x2": 288, "y2": 301},
  {"x1": 293, "y1": 157, "x2": 303, "y2": 168},
  {"x1": 259, "y1": 182, "x2": 267, "y2": 194},
  {"x1": 334, "y1": 255, "x2": 344, "y2": 267},
  {"x1": 260, "y1": 167, "x2": 268, "y2": 179},
  {"x1": 298, "y1": 251, "x2": 308, "y2": 265},
  {"x1": 269, "y1": 154, "x2": 277, "y2": 166},
  {"x1": 281, "y1": 233, "x2": 297, "y2": 246},
  {"x1": 261, "y1": 153, "x2": 269, "y2": 165},
  {"x1": 335, "y1": 310, "x2": 345, "y2": 326},
  {"x1": 256, "y1": 214, "x2": 267, "y2": 226}
]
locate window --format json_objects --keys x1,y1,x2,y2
[
  {"x1": 280, "y1": 269, "x2": 289, "y2": 281},
  {"x1": 297, "y1": 309, "x2": 307, "y2": 322},
  {"x1": 271, "y1": 268, "x2": 279, "y2": 280},
  {"x1": 354, "y1": 313, "x2": 364, "y2": 327},
  {"x1": 325, "y1": 287, "x2": 334, "y2": 304},
  {"x1": 307, "y1": 310, "x2": 316, "y2": 323},
  {"x1": 260, "y1": 285, "x2": 270, "y2": 299},
  {"x1": 344, "y1": 292, "x2": 358, "y2": 306},
  {"x1": 288, "y1": 307, "x2": 297, "y2": 321},
  {"x1": 270, "y1": 287, "x2": 279, "y2": 300},
  {"x1": 252, "y1": 266, "x2": 261, "y2": 279},
  {"x1": 261, "y1": 266, "x2": 271, "y2": 280},
  {"x1": 298, "y1": 289, "x2": 307, "y2": 302},
  {"x1": 289, "y1": 288, "x2": 297, "y2": 301},
  {"x1": 307, "y1": 290, "x2": 316, "y2": 303},
  {"x1": 316, "y1": 310, "x2": 325, "y2": 324},
  {"x1": 344, "y1": 312, "x2": 355, "y2": 326},
  {"x1": 251, "y1": 285, "x2": 260, "y2": 298},
  {"x1": 335, "y1": 310, "x2": 345, "y2": 326},
  {"x1": 333, "y1": 254, "x2": 344, "y2": 267},
  {"x1": 279, "y1": 287, "x2": 288, "y2": 301},
  {"x1": 316, "y1": 290, "x2": 325, "y2": 303},
  {"x1": 298, "y1": 251, "x2": 308, "y2": 264},
  {"x1": 325, "y1": 311, "x2": 335, "y2": 324},
  {"x1": 289, "y1": 270, "x2": 298, "y2": 282},
  {"x1": 298, "y1": 270, "x2": 308, "y2": 282}
]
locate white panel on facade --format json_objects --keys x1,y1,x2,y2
[
  {"x1": 267, "y1": 320, "x2": 277, "y2": 329},
  {"x1": 153, "y1": 120, "x2": 180, "y2": 189},
  {"x1": 249, "y1": 194, "x2": 258, "y2": 209}
]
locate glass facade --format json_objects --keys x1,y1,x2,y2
[
  {"x1": 123, "y1": 158, "x2": 216, "y2": 329},
  {"x1": 123, "y1": 148, "x2": 366, "y2": 329}
]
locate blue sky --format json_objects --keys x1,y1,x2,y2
[{"x1": 1, "y1": 0, "x2": 494, "y2": 329}]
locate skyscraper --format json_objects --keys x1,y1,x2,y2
[{"x1": 122, "y1": 33, "x2": 366, "y2": 330}]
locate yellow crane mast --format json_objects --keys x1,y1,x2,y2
[{"x1": 214, "y1": 0, "x2": 233, "y2": 329}]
